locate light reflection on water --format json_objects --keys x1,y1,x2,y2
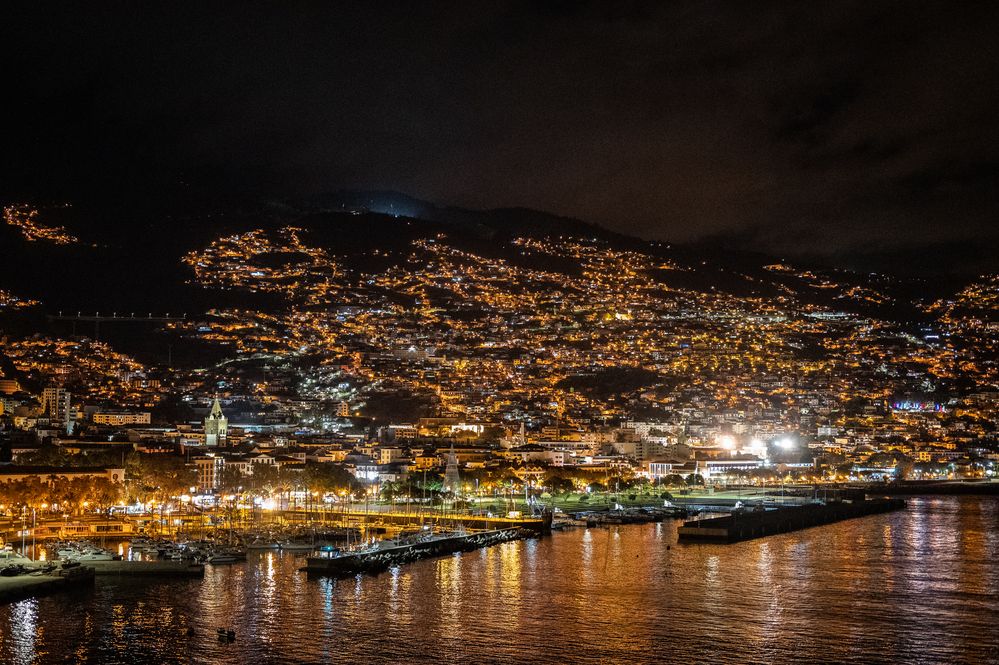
[{"x1": 0, "y1": 496, "x2": 997, "y2": 664}]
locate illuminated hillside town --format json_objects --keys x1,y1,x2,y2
[
  {"x1": 3, "y1": 4, "x2": 999, "y2": 662},
  {"x1": 1, "y1": 210, "x2": 996, "y2": 529}
]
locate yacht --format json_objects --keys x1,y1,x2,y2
[
  {"x1": 55, "y1": 542, "x2": 118, "y2": 561},
  {"x1": 278, "y1": 540, "x2": 314, "y2": 552},
  {"x1": 0, "y1": 545, "x2": 33, "y2": 566},
  {"x1": 72, "y1": 550, "x2": 116, "y2": 562},
  {"x1": 205, "y1": 551, "x2": 243, "y2": 564}
]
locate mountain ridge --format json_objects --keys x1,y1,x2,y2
[{"x1": 0, "y1": 192, "x2": 982, "y2": 322}]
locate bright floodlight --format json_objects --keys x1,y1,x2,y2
[
  {"x1": 719, "y1": 435, "x2": 736, "y2": 450},
  {"x1": 777, "y1": 437, "x2": 795, "y2": 450}
]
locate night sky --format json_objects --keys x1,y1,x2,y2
[{"x1": 3, "y1": 2, "x2": 998, "y2": 271}]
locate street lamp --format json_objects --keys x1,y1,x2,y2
[{"x1": 774, "y1": 438, "x2": 796, "y2": 503}]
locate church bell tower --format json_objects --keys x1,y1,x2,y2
[{"x1": 204, "y1": 397, "x2": 228, "y2": 447}]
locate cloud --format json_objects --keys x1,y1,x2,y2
[{"x1": 1, "y1": 1, "x2": 997, "y2": 271}]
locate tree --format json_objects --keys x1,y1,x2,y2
[
  {"x1": 0, "y1": 478, "x2": 45, "y2": 511},
  {"x1": 302, "y1": 462, "x2": 358, "y2": 495},
  {"x1": 379, "y1": 480, "x2": 404, "y2": 502},
  {"x1": 246, "y1": 463, "x2": 280, "y2": 495},
  {"x1": 218, "y1": 465, "x2": 246, "y2": 495},
  {"x1": 53, "y1": 476, "x2": 93, "y2": 514},
  {"x1": 91, "y1": 478, "x2": 123, "y2": 514},
  {"x1": 661, "y1": 474, "x2": 686, "y2": 487},
  {"x1": 685, "y1": 474, "x2": 704, "y2": 486},
  {"x1": 548, "y1": 477, "x2": 575, "y2": 495},
  {"x1": 126, "y1": 453, "x2": 197, "y2": 503},
  {"x1": 20, "y1": 444, "x2": 70, "y2": 466}
]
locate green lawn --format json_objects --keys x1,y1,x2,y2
[
  {"x1": 368, "y1": 486, "x2": 778, "y2": 516},
  {"x1": 467, "y1": 486, "x2": 778, "y2": 512}
]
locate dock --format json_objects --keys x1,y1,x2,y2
[
  {"x1": 85, "y1": 560, "x2": 205, "y2": 577},
  {"x1": 0, "y1": 565, "x2": 95, "y2": 605},
  {"x1": 677, "y1": 498, "x2": 906, "y2": 543},
  {"x1": 302, "y1": 528, "x2": 523, "y2": 577}
]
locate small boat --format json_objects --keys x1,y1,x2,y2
[
  {"x1": 206, "y1": 553, "x2": 240, "y2": 564},
  {"x1": 0, "y1": 546, "x2": 33, "y2": 566},
  {"x1": 72, "y1": 551, "x2": 116, "y2": 562},
  {"x1": 245, "y1": 539, "x2": 280, "y2": 550},
  {"x1": 279, "y1": 541, "x2": 314, "y2": 552}
]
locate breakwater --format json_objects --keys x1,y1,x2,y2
[
  {"x1": 86, "y1": 560, "x2": 205, "y2": 577},
  {"x1": 869, "y1": 481, "x2": 999, "y2": 496},
  {"x1": 677, "y1": 498, "x2": 906, "y2": 543},
  {"x1": 0, "y1": 565, "x2": 95, "y2": 605},
  {"x1": 302, "y1": 528, "x2": 523, "y2": 577}
]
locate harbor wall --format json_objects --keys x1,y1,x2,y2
[
  {"x1": 677, "y1": 498, "x2": 906, "y2": 544},
  {"x1": 303, "y1": 528, "x2": 524, "y2": 577},
  {"x1": 0, "y1": 566, "x2": 95, "y2": 605}
]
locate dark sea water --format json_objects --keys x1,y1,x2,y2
[{"x1": 1, "y1": 496, "x2": 998, "y2": 664}]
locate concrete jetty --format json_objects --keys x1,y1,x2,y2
[
  {"x1": 0, "y1": 565, "x2": 95, "y2": 605},
  {"x1": 85, "y1": 560, "x2": 205, "y2": 577},
  {"x1": 677, "y1": 498, "x2": 906, "y2": 543},
  {"x1": 302, "y1": 528, "x2": 523, "y2": 577}
]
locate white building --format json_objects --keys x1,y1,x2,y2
[
  {"x1": 204, "y1": 398, "x2": 228, "y2": 447},
  {"x1": 93, "y1": 411, "x2": 152, "y2": 426},
  {"x1": 41, "y1": 385, "x2": 72, "y2": 422}
]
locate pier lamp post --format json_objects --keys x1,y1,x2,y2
[{"x1": 776, "y1": 438, "x2": 796, "y2": 504}]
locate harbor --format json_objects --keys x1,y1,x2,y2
[
  {"x1": 677, "y1": 497, "x2": 907, "y2": 543},
  {"x1": 2, "y1": 496, "x2": 991, "y2": 664},
  {"x1": 0, "y1": 495, "x2": 911, "y2": 605}
]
